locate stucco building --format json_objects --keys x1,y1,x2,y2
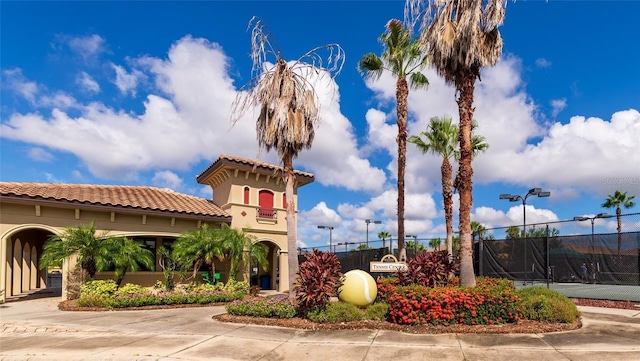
[{"x1": 0, "y1": 154, "x2": 314, "y2": 302}]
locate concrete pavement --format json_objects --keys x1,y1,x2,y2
[{"x1": 1, "y1": 296, "x2": 639, "y2": 361}]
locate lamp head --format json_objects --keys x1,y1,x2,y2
[
  {"x1": 317, "y1": 225, "x2": 325, "y2": 229},
  {"x1": 573, "y1": 216, "x2": 589, "y2": 222},
  {"x1": 499, "y1": 194, "x2": 512, "y2": 200},
  {"x1": 528, "y1": 188, "x2": 542, "y2": 195},
  {"x1": 596, "y1": 213, "x2": 613, "y2": 219},
  {"x1": 509, "y1": 196, "x2": 519, "y2": 202},
  {"x1": 537, "y1": 191, "x2": 551, "y2": 198}
]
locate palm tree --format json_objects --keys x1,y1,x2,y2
[
  {"x1": 471, "y1": 221, "x2": 487, "y2": 241},
  {"x1": 231, "y1": 17, "x2": 344, "y2": 298},
  {"x1": 429, "y1": 238, "x2": 441, "y2": 250},
  {"x1": 378, "y1": 230, "x2": 392, "y2": 252},
  {"x1": 172, "y1": 224, "x2": 225, "y2": 281},
  {"x1": 100, "y1": 238, "x2": 155, "y2": 287},
  {"x1": 408, "y1": 0, "x2": 508, "y2": 287},
  {"x1": 358, "y1": 18, "x2": 429, "y2": 262},
  {"x1": 602, "y1": 190, "x2": 636, "y2": 257},
  {"x1": 217, "y1": 224, "x2": 269, "y2": 281},
  {"x1": 408, "y1": 116, "x2": 488, "y2": 258},
  {"x1": 39, "y1": 221, "x2": 116, "y2": 279}
]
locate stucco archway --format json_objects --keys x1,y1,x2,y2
[
  {"x1": 252, "y1": 239, "x2": 282, "y2": 291},
  {"x1": 3, "y1": 225, "x2": 57, "y2": 300}
]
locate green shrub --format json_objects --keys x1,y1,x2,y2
[
  {"x1": 77, "y1": 280, "x2": 117, "y2": 307},
  {"x1": 307, "y1": 302, "x2": 364, "y2": 323},
  {"x1": 80, "y1": 279, "x2": 118, "y2": 298},
  {"x1": 518, "y1": 287, "x2": 580, "y2": 323},
  {"x1": 225, "y1": 296, "x2": 297, "y2": 318},
  {"x1": 294, "y1": 250, "x2": 343, "y2": 313},
  {"x1": 224, "y1": 279, "x2": 250, "y2": 295},
  {"x1": 365, "y1": 302, "x2": 389, "y2": 321},
  {"x1": 114, "y1": 283, "x2": 151, "y2": 297}
]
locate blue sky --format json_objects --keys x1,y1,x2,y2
[{"x1": 1, "y1": 1, "x2": 639, "y2": 249}]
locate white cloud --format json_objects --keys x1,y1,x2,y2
[
  {"x1": 152, "y1": 170, "x2": 183, "y2": 190},
  {"x1": 27, "y1": 147, "x2": 54, "y2": 162},
  {"x1": 111, "y1": 64, "x2": 144, "y2": 96},
  {"x1": 1, "y1": 36, "x2": 385, "y2": 194},
  {"x1": 550, "y1": 98, "x2": 567, "y2": 118},
  {"x1": 59, "y1": 34, "x2": 106, "y2": 63},
  {"x1": 77, "y1": 71, "x2": 100, "y2": 93},
  {"x1": 535, "y1": 58, "x2": 552, "y2": 68},
  {"x1": 2, "y1": 68, "x2": 39, "y2": 103},
  {"x1": 300, "y1": 201, "x2": 342, "y2": 227}
]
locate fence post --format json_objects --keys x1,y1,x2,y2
[
  {"x1": 545, "y1": 224, "x2": 550, "y2": 289},
  {"x1": 478, "y1": 235, "x2": 484, "y2": 277}
]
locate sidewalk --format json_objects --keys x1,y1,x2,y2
[{"x1": 1, "y1": 297, "x2": 639, "y2": 361}]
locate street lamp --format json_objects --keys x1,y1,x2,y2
[
  {"x1": 317, "y1": 225, "x2": 334, "y2": 252},
  {"x1": 406, "y1": 234, "x2": 417, "y2": 253},
  {"x1": 500, "y1": 188, "x2": 551, "y2": 284},
  {"x1": 336, "y1": 242, "x2": 355, "y2": 252},
  {"x1": 573, "y1": 213, "x2": 612, "y2": 261},
  {"x1": 365, "y1": 219, "x2": 381, "y2": 248}
]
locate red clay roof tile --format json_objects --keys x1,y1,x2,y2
[{"x1": 0, "y1": 182, "x2": 230, "y2": 220}]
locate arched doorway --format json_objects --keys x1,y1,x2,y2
[
  {"x1": 251, "y1": 240, "x2": 281, "y2": 291},
  {"x1": 4, "y1": 227, "x2": 56, "y2": 299}
]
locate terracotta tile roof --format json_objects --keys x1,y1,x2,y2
[
  {"x1": 0, "y1": 182, "x2": 231, "y2": 220},
  {"x1": 196, "y1": 154, "x2": 315, "y2": 185}
]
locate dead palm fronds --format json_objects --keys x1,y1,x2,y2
[{"x1": 230, "y1": 16, "x2": 344, "y2": 298}]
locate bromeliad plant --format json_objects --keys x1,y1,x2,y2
[
  {"x1": 294, "y1": 250, "x2": 343, "y2": 314},
  {"x1": 397, "y1": 250, "x2": 458, "y2": 288}
]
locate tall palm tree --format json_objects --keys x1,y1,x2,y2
[
  {"x1": 378, "y1": 230, "x2": 392, "y2": 251},
  {"x1": 231, "y1": 17, "x2": 345, "y2": 297},
  {"x1": 408, "y1": 0, "x2": 508, "y2": 287},
  {"x1": 358, "y1": 18, "x2": 429, "y2": 262},
  {"x1": 429, "y1": 238, "x2": 441, "y2": 250},
  {"x1": 602, "y1": 190, "x2": 636, "y2": 257},
  {"x1": 39, "y1": 221, "x2": 116, "y2": 279},
  {"x1": 100, "y1": 238, "x2": 155, "y2": 287},
  {"x1": 172, "y1": 224, "x2": 225, "y2": 281},
  {"x1": 408, "y1": 116, "x2": 488, "y2": 258}
]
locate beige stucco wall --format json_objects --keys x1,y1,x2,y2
[{"x1": 0, "y1": 201, "x2": 225, "y2": 302}]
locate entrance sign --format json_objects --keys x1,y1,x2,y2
[{"x1": 370, "y1": 254, "x2": 407, "y2": 272}]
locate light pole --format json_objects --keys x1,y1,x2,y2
[
  {"x1": 500, "y1": 188, "x2": 550, "y2": 284},
  {"x1": 406, "y1": 234, "x2": 417, "y2": 254},
  {"x1": 365, "y1": 219, "x2": 381, "y2": 248},
  {"x1": 573, "y1": 213, "x2": 612, "y2": 262},
  {"x1": 317, "y1": 225, "x2": 334, "y2": 252}
]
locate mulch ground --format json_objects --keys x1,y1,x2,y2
[{"x1": 57, "y1": 297, "x2": 640, "y2": 334}]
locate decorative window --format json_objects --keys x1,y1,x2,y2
[
  {"x1": 258, "y1": 190, "x2": 276, "y2": 219},
  {"x1": 244, "y1": 187, "x2": 250, "y2": 204}
]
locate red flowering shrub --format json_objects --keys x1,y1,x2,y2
[
  {"x1": 387, "y1": 277, "x2": 522, "y2": 326},
  {"x1": 376, "y1": 276, "x2": 398, "y2": 303}
]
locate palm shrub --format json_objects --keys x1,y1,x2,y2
[
  {"x1": 518, "y1": 287, "x2": 580, "y2": 323},
  {"x1": 397, "y1": 250, "x2": 457, "y2": 287},
  {"x1": 294, "y1": 250, "x2": 343, "y2": 314}
]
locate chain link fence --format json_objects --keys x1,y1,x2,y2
[{"x1": 299, "y1": 213, "x2": 639, "y2": 301}]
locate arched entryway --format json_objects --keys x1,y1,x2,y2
[
  {"x1": 4, "y1": 226, "x2": 56, "y2": 298},
  {"x1": 251, "y1": 240, "x2": 281, "y2": 291}
]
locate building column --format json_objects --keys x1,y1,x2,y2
[{"x1": 278, "y1": 250, "x2": 288, "y2": 293}]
